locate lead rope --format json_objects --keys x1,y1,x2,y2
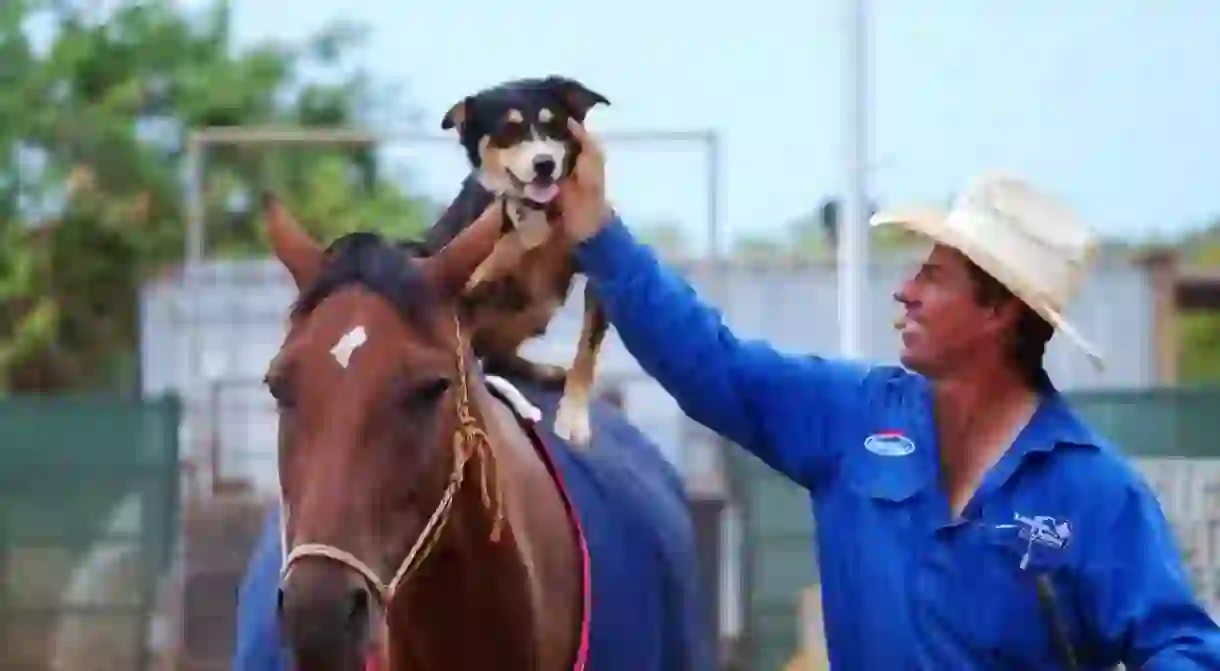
[
  {"x1": 281, "y1": 313, "x2": 506, "y2": 603},
  {"x1": 1034, "y1": 574, "x2": 1080, "y2": 671},
  {"x1": 450, "y1": 312, "x2": 506, "y2": 544}
]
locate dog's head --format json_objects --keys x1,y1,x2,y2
[{"x1": 441, "y1": 76, "x2": 609, "y2": 207}]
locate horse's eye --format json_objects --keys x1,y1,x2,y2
[{"x1": 413, "y1": 377, "x2": 451, "y2": 403}]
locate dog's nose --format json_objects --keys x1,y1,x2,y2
[{"x1": 533, "y1": 156, "x2": 556, "y2": 179}]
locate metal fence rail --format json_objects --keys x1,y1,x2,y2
[
  {"x1": 728, "y1": 387, "x2": 1220, "y2": 671},
  {"x1": 0, "y1": 395, "x2": 180, "y2": 671}
]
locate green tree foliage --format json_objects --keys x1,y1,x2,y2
[
  {"x1": 0, "y1": 0, "x2": 432, "y2": 393},
  {"x1": 1177, "y1": 221, "x2": 1220, "y2": 384}
]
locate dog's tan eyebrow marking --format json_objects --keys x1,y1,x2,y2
[
  {"x1": 538, "y1": 108, "x2": 554, "y2": 122},
  {"x1": 506, "y1": 109, "x2": 524, "y2": 123}
]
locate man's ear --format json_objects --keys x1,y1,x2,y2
[
  {"x1": 983, "y1": 295, "x2": 1027, "y2": 339},
  {"x1": 425, "y1": 200, "x2": 505, "y2": 296},
  {"x1": 543, "y1": 76, "x2": 610, "y2": 122},
  {"x1": 441, "y1": 96, "x2": 472, "y2": 131},
  {"x1": 262, "y1": 193, "x2": 323, "y2": 291}
]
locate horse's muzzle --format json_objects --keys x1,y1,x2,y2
[{"x1": 278, "y1": 560, "x2": 377, "y2": 670}]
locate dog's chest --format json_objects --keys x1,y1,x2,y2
[{"x1": 504, "y1": 197, "x2": 553, "y2": 249}]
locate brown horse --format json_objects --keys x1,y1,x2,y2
[{"x1": 264, "y1": 195, "x2": 584, "y2": 670}]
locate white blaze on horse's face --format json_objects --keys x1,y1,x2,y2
[{"x1": 329, "y1": 325, "x2": 368, "y2": 369}]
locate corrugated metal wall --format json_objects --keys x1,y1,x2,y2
[{"x1": 138, "y1": 252, "x2": 1158, "y2": 489}]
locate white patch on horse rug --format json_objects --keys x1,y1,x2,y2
[
  {"x1": 329, "y1": 326, "x2": 368, "y2": 369},
  {"x1": 485, "y1": 375, "x2": 543, "y2": 423}
]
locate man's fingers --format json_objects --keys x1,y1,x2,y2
[{"x1": 566, "y1": 118, "x2": 603, "y2": 160}]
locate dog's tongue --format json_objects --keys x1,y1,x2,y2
[{"x1": 524, "y1": 183, "x2": 560, "y2": 203}]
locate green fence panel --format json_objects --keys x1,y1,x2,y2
[
  {"x1": 729, "y1": 387, "x2": 1220, "y2": 670},
  {"x1": 0, "y1": 394, "x2": 180, "y2": 671}
]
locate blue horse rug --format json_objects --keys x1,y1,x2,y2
[{"x1": 233, "y1": 376, "x2": 717, "y2": 671}]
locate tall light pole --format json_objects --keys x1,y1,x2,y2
[{"x1": 838, "y1": 0, "x2": 870, "y2": 358}]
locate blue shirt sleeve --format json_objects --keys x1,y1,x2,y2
[
  {"x1": 233, "y1": 508, "x2": 291, "y2": 671},
  {"x1": 1080, "y1": 478, "x2": 1220, "y2": 669},
  {"x1": 575, "y1": 216, "x2": 872, "y2": 491}
]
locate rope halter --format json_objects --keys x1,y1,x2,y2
[{"x1": 279, "y1": 314, "x2": 506, "y2": 604}]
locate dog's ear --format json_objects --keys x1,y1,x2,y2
[
  {"x1": 544, "y1": 76, "x2": 609, "y2": 122},
  {"x1": 441, "y1": 96, "x2": 472, "y2": 131}
]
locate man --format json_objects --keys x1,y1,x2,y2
[{"x1": 553, "y1": 118, "x2": 1220, "y2": 669}]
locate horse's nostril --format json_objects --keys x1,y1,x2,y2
[{"x1": 347, "y1": 585, "x2": 371, "y2": 631}]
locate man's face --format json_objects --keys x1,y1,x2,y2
[{"x1": 892, "y1": 244, "x2": 1016, "y2": 377}]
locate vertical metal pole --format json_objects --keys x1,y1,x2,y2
[
  {"x1": 706, "y1": 130, "x2": 723, "y2": 264},
  {"x1": 184, "y1": 134, "x2": 207, "y2": 488},
  {"x1": 178, "y1": 132, "x2": 206, "y2": 667},
  {"x1": 838, "y1": 0, "x2": 870, "y2": 358}
]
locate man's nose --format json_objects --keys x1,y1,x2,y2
[{"x1": 893, "y1": 276, "x2": 919, "y2": 308}]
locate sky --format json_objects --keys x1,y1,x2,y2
[{"x1": 216, "y1": 1, "x2": 1220, "y2": 256}]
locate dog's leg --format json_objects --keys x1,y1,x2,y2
[
  {"x1": 466, "y1": 204, "x2": 550, "y2": 291},
  {"x1": 466, "y1": 232, "x2": 528, "y2": 291},
  {"x1": 554, "y1": 283, "x2": 609, "y2": 448}
]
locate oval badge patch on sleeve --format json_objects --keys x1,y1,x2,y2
[{"x1": 864, "y1": 431, "x2": 916, "y2": 457}]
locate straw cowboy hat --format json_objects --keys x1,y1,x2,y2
[{"x1": 870, "y1": 171, "x2": 1104, "y2": 369}]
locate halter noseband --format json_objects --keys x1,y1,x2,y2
[{"x1": 279, "y1": 314, "x2": 506, "y2": 605}]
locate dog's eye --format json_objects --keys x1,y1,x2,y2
[
  {"x1": 541, "y1": 118, "x2": 568, "y2": 137},
  {"x1": 492, "y1": 120, "x2": 527, "y2": 147}
]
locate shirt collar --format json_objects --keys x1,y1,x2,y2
[{"x1": 1019, "y1": 386, "x2": 1102, "y2": 456}]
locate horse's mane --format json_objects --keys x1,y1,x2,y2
[{"x1": 291, "y1": 231, "x2": 436, "y2": 326}]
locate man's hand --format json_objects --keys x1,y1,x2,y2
[{"x1": 557, "y1": 118, "x2": 611, "y2": 242}]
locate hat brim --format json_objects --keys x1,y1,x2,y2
[{"x1": 870, "y1": 208, "x2": 1105, "y2": 370}]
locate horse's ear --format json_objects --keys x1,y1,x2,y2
[
  {"x1": 263, "y1": 192, "x2": 323, "y2": 291},
  {"x1": 426, "y1": 200, "x2": 505, "y2": 296}
]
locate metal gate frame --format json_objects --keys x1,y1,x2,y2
[{"x1": 181, "y1": 125, "x2": 724, "y2": 492}]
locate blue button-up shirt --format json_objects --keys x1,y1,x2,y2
[{"x1": 576, "y1": 216, "x2": 1220, "y2": 669}]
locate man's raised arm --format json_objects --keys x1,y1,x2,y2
[{"x1": 576, "y1": 213, "x2": 870, "y2": 489}]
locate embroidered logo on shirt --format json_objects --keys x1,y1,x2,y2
[
  {"x1": 863, "y1": 431, "x2": 916, "y2": 457},
  {"x1": 995, "y1": 513, "x2": 1073, "y2": 569}
]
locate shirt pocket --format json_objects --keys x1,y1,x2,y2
[
  {"x1": 840, "y1": 440, "x2": 930, "y2": 505},
  {"x1": 973, "y1": 521, "x2": 1083, "y2": 667}
]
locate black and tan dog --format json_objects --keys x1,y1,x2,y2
[{"x1": 435, "y1": 76, "x2": 610, "y2": 446}]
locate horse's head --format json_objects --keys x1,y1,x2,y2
[{"x1": 262, "y1": 195, "x2": 503, "y2": 669}]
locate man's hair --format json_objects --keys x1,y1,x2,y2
[{"x1": 963, "y1": 260, "x2": 1054, "y2": 392}]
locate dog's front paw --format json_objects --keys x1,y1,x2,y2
[{"x1": 554, "y1": 394, "x2": 592, "y2": 448}]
